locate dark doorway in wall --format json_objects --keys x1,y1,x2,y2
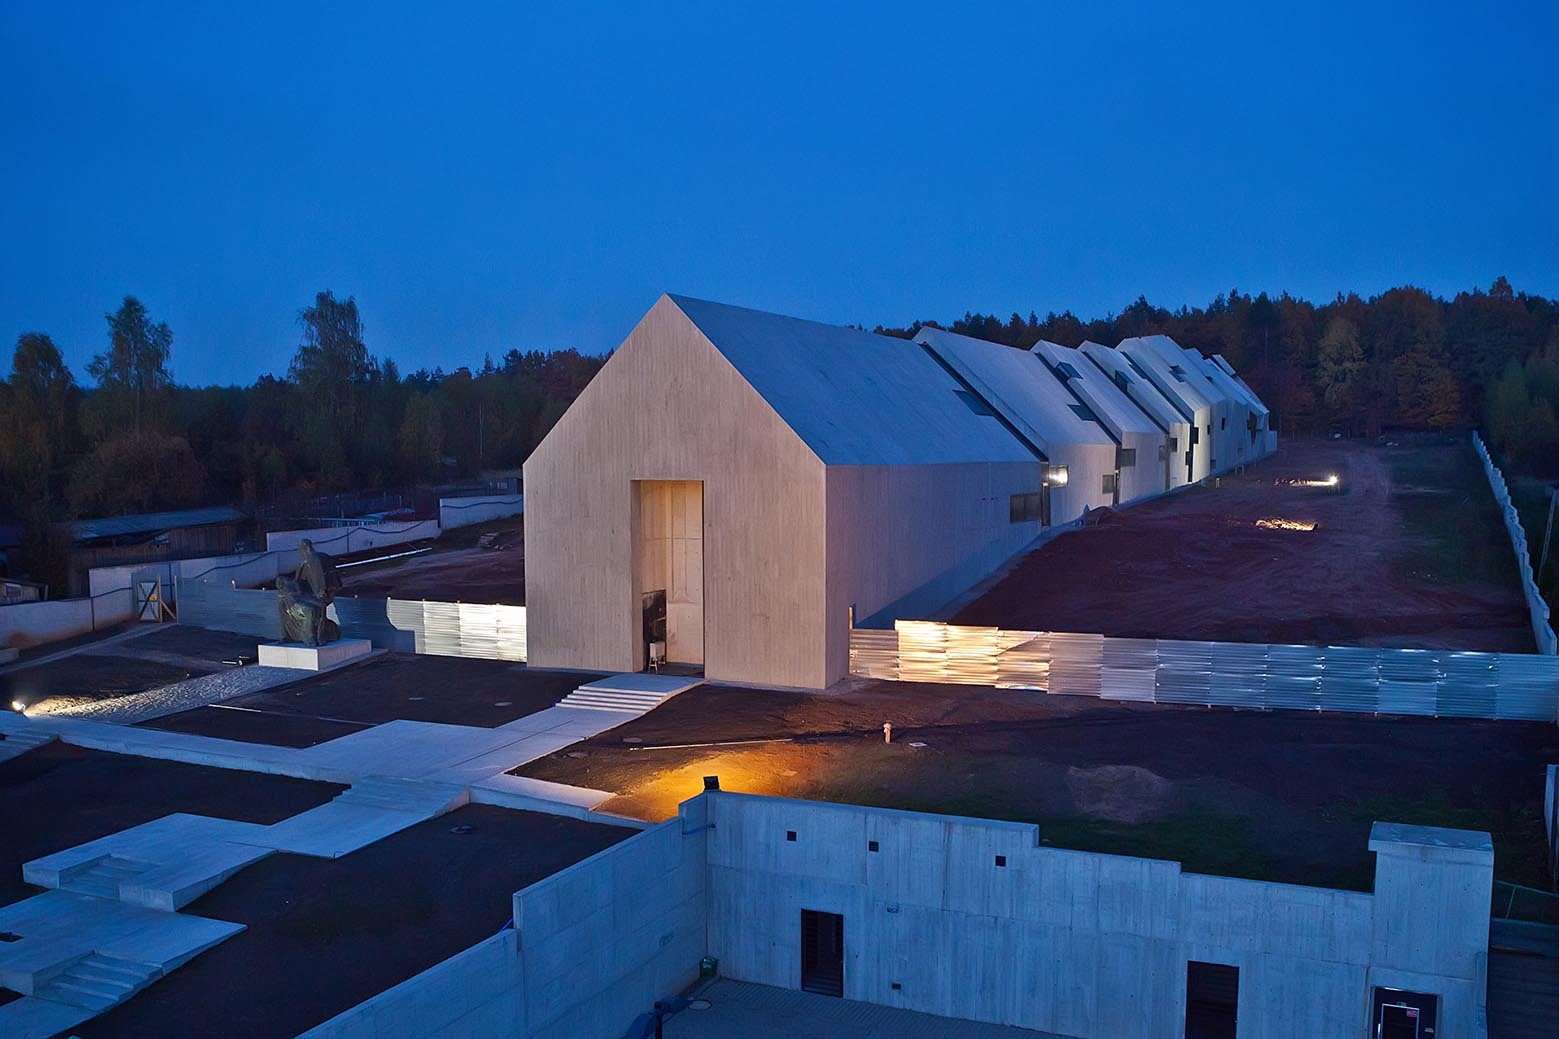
[
  {"x1": 800, "y1": 910, "x2": 843, "y2": 997},
  {"x1": 1372, "y1": 988, "x2": 1438, "y2": 1038},
  {"x1": 1184, "y1": 960, "x2": 1238, "y2": 1039}
]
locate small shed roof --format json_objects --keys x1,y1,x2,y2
[
  {"x1": 669, "y1": 295, "x2": 1038, "y2": 466},
  {"x1": 67, "y1": 506, "x2": 245, "y2": 543}
]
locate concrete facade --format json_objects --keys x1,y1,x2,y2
[
  {"x1": 1032, "y1": 339, "x2": 1171, "y2": 501},
  {"x1": 524, "y1": 296, "x2": 1049, "y2": 689},
  {"x1": 303, "y1": 792, "x2": 1493, "y2": 1039},
  {"x1": 1117, "y1": 335, "x2": 1226, "y2": 480},
  {"x1": 1077, "y1": 341, "x2": 1198, "y2": 489}
]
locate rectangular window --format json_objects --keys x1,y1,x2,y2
[
  {"x1": 1102, "y1": 473, "x2": 1117, "y2": 495},
  {"x1": 1167, "y1": 436, "x2": 1178, "y2": 451},
  {"x1": 1117, "y1": 447, "x2": 1137, "y2": 468},
  {"x1": 1055, "y1": 361, "x2": 1080, "y2": 380},
  {"x1": 1220, "y1": 417, "x2": 1227, "y2": 431},
  {"x1": 1112, "y1": 371, "x2": 1132, "y2": 393},
  {"x1": 1169, "y1": 365, "x2": 1187, "y2": 382},
  {"x1": 1009, "y1": 492, "x2": 1044, "y2": 524},
  {"x1": 1190, "y1": 427, "x2": 1199, "y2": 445}
]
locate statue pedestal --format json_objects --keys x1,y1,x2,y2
[{"x1": 258, "y1": 638, "x2": 372, "y2": 671}]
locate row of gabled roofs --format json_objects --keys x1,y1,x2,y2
[{"x1": 671, "y1": 295, "x2": 1274, "y2": 516}]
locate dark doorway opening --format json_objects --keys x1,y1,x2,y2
[
  {"x1": 1184, "y1": 960, "x2": 1238, "y2": 1039},
  {"x1": 800, "y1": 910, "x2": 843, "y2": 997},
  {"x1": 1373, "y1": 987, "x2": 1438, "y2": 1038}
]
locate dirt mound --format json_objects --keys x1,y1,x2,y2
[{"x1": 1064, "y1": 764, "x2": 1178, "y2": 824}]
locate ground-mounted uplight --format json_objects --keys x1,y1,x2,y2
[
  {"x1": 10, "y1": 700, "x2": 24, "y2": 714},
  {"x1": 1255, "y1": 518, "x2": 1318, "y2": 532}
]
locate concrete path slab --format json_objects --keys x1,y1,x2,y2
[
  {"x1": 234, "y1": 776, "x2": 468, "y2": 858},
  {"x1": 24, "y1": 814, "x2": 273, "y2": 910},
  {"x1": 468, "y1": 773, "x2": 617, "y2": 816},
  {"x1": 0, "y1": 994, "x2": 97, "y2": 1039},
  {"x1": 0, "y1": 891, "x2": 243, "y2": 994}
]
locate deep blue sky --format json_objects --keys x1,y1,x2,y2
[{"x1": 3, "y1": 3, "x2": 1556, "y2": 386}]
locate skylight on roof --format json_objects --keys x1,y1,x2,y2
[{"x1": 1055, "y1": 361, "x2": 1081, "y2": 380}]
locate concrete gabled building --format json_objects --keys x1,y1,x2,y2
[
  {"x1": 1207, "y1": 352, "x2": 1276, "y2": 459},
  {"x1": 1078, "y1": 340, "x2": 1199, "y2": 489},
  {"x1": 914, "y1": 328, "x2": 1119, "y2": 519},
  {"x1": 1031, "y1": 339, "x2": 1172, "y2": 501},
  {"x1": 1116, "y1": 335, "x2": 1227, "y2": 481},
  {"x1": 524, "y1": 295, "x2": 1053, "y2": 689}
]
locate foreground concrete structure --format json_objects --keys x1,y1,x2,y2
[{"x1": 303, "y1": 791, "x2": 1494, "y2": 1039}]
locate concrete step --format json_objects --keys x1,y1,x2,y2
[
  {"x1": 36, "y1": 952, "x2": 157, "y2": 1012},
  {"x1": 58, "y1": 856, "x2": 152, "y2": 901},
  {"x1": 556, "y1": 690, "x2": 667, "y2": 709}
]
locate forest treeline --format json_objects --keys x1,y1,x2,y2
[
  {"x1": 3, "y1": 279, "x2": 1557, "y2": 590},
  {"x1": 0, "y1": 291, "x2": 601, "y2": 588},
  {"x1": 877, "y1": 277, "x2": 1559, "y2": 476}
]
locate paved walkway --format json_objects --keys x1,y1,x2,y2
[{"x1": 663, "y1": 981, "x2": 1064, "y2": 1038}]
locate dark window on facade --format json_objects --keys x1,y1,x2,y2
[
  {"x1": 994, "y1": 855, "x2": 1007, "y2": 867},
  {"x1": 868, "y1": 840, "x2": 879, "y2": 852},
  {"x1": 1190, "y1": 427, "x2": 1199, "y2": 445},
  {"x1": 1220, "y1": 417, "x2": 1227, "y2": 430},
  {"x1": 1009, "y1": 492, "x2": 1044, "y2": 524},
  {"x1": 1068, "y1": 403, "x2": 1096, "y2": 422},
  {"x1": 1102, "y1": 473, "x2": 1117, "y2": 495},
  {"x1": 1056, "y1": 361, "x2": 1081, "y2": 380},
  {"x1": 786, "y1": 830, "x2": 797, "y2": 842},
  {"x1": 1167, "y1": 436, "x2": 1178, "y2": 451},
  {"x1": 1169, "y1": 365, "x2": 1188, "y2": 382},
  {"x1": 1112, "y1": 371, "x2": 1132, "y2": 394},
  {"x1": 1117, "y1": 447, "x2": 1137, "y2": 468}
]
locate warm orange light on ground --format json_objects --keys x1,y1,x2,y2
[{"x1": 1255, "y1": 517, "x2": 1317, "y2": 531}]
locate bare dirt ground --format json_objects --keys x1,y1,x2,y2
[
  {"x1": 337, "y1": 519, "x2": 525, "y2": 605},
  {"x1": 76, "y1": 805, "x2": 628, "y2": 1039},
  {"x1": 518, "y1": 679, "x2": 1558, "y2": 891},
  {"x1": 954, "y1": 439, "x2": 1534, "y2": 652}
]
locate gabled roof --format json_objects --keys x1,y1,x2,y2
[
  {"x1": 1116, "y1": 335, "x2": 1216, "y2": 418},
  {"x1": 1078, "y1": 341, "x2": 1187, "y2": 433},
  {"x1": 1194, "y1": 352, "x2": 1269, "y2": 419},
  {"x1": 1211, "y1": 353, "x2": 1271, "y2": 417},
  {"x1": 668, "y1": 295, "x2": 1037, "y2": 466},
  {"x1": 67, "y1": 506, "x2": 245, "y2": 543},
  {"x1": 1031, "y1": 340, "x2": 1163, "y2": 440},
  {"x1": 915, "y1": 328, "x2": 1116, "y2": 455}
]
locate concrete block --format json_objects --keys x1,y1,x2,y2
[{"x1": 256, "y1": 638, "x2": 372, "y2": 670}]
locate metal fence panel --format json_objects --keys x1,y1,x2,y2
[{"x1": 849, "y1": 619, "x2": 1559, "y2": 723}]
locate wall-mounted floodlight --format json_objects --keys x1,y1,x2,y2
[{"x1": 1046, "y1": 464, "x2": 1070, "y2": 487}]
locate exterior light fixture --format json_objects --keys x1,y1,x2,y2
[{"x1": 1046, "y1": 464, "x2": 1070, "y2": 487}]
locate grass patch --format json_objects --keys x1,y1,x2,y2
[
  {"x1": 1039, "y1": 812, "x2": 1274, "y2": 883},
  {"x1": 1339, "y1": 791, "x2": 1548, "y2": 889},
  {"x1": 1387, "y1": 443, "x2": 1522, "y2": 588}
]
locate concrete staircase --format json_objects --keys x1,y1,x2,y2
[
  {"x1": 555, "y1": 674, "x2": 702, "y2": 714},
  {"x1": 58, "y1": 856, "x2": 152, "y2": 900},
  {"x1": 35, "y1": 952, "x2": 160, "y2": 1012}
]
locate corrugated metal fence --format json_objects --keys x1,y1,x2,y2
[
  {"x1": 178, "y1": 579, "x2": 526, "y2": 662},
  {"x1": 1472, "y1": 432, "x2": 1557, "y2": 655},
  {"x1": 850, "y1": 620, "x2": 1559, "y2": 722}
]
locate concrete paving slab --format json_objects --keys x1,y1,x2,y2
[
  {"x1": 24, "y1": 814, "x2": 274, "y2": 910},
  {"x1": 0, "y1": 891, "x2": 243, "y2": 994},
  {"x1": 0, "y1": 994, "x2": 97, "y2": 1039},
  {"x1": 294, "y1": 719, "x2": 531, "y2": 779},
  {"x1": 234, "y1": 778, "x2": 468, "y2": 858}
]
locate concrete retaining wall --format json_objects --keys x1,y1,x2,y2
[
  {"x1": 265, "y1": 519, "x2": 440, "y2": 554},
  {"x1": 1473, "y1": 432, "x2": 1557, "y2": 655},
  {"x1": 704, "y1": 794, "x2": 1491, "y2": 1039},
  {"x1": 89, "y1": 551, "x2": 290, "y2": 600},
  {"x1": 176, "y1": 579, "x2": 526, "y2": 661},
  {"x1": 299, "y1": 791, "x2": 1493, "y2": 1039},
  {"x1": 0, "y1": 587, "x2": 136, "y2": 648},
  {"x1": 439, "y1": 495, "x2": 524, "y2": 530},
  {"x1": 296, "y1": 931, "x2": 522, "y2": 1039}
]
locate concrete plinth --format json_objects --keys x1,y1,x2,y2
[{"x1": 257, "y1": 639, "x2": 372, "y2": 671}]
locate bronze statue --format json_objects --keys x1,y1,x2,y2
[{"x1": 276, "y1": 538, "x2": 341, "y2": 645}]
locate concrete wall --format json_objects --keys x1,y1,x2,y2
[
  {"x1": 524, "y1": 296, "x2": 830, "y2": 688},
  {"x1": 514, "y1": 810, "x2": 708, "y2": 1038},
  {"x1": 824, "y1": 461, "x2": 1044, "y2": 679},
  {"x1": 0, "y1": 588, "x2": 136, "y2": 648},
  {"x1": 1117, "y1": 428, "x2": 1170, "y2": 502},
  {"x1": 296, "y1": 931, "x2": 522, "y2": 1039},
  {"x1": 704, "y1": 793, "x2": 1491, "y2": 1039},
  {"x1": 176, "y1": 580, "x2": 527, "y2": 661},
  {"x1": 88, "y1": 550, "x2": 290, "y2": 600},
  {"x1": 439, "y1": 494, "x2": 524, "y2": 530},
  {"x1": 265, "y1": 519, "x2": 440, "y2": 555}
]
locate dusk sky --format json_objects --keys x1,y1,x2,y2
[{"x1": 3, "y1": 2, "x2": 1556, "y2": 386}]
